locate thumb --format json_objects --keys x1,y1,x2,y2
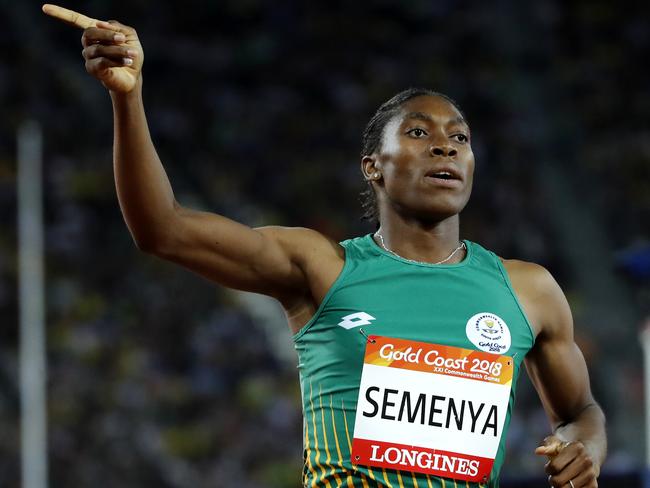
[{"x1": 534, "y1": 435, "x2": 567, "y2": 457}]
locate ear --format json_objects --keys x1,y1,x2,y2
[{"x1": 361, "y1": 155, "x2": 382, "y2": 181}]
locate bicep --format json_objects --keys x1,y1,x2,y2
[
  {"x1": 524, "y1": 269, "x2": 595, "y2": 427},
  {"x1": 525, "y1": 338, "x2": 594, "y2": 427},
  {"x1": 151, "y1": 204, "x2": 312, "y2": 297}
]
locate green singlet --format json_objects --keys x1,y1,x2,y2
[{"x1": 293, "y1": 234, "x2": 535, "y2": 488}]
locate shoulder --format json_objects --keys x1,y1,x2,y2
[
  {"x1": 499, "y1": 257, "x2": 572, "y2": 339},
  {"x1": 500, "y1": 258, "x2": 556, "y2": 298}
]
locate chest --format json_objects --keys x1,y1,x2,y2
[{"x1": 299, "y1": 267, "x2": 534, "y2": 373}]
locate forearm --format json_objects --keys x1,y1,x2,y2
[
  {"x1": 110, "y1": 76, "x2": 177, "y2": 251},
  {"x1": 555, "y1": 403, "x2": 607, "y2": 470}
]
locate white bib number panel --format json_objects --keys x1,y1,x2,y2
[{"x1": 351, "y1": 336, "x2": 513, "y2": 483}]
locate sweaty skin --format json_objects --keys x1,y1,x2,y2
[{"x1": 44, "y1": 5, "x2": 606, "y2": 487}]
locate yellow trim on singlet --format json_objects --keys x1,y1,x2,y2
[
  {"x1": 319, "y1": 387, "x2": 342, "y2": 486},
  {"x1": 304, "y1": 401, "x2": 318, "y2": 485},
  {"x1": 340, "y1": 401, "x2": 356, "y2": 487},
  {"x1": 382, "y1": 468, "x2": 393, "y2": 488},
  {"x1": 426, "y1": 474, "x2": 433, "y2": 488},
  {"x1": 329, "y1": 395, "x2": 343, "y2": 465},
  {"x1": 396, "y1": 470, "x2": 405, "y2": 488},
  {"x1": 345, "y1": 470, "x2": 355, "y2": 486},
  {"x1": 309, "y1": 382, "x2": 331, "y2": 488},
  {"x1": 411, "y1": 472, "x2": 419, "y2": 487},
  {"x1": 441, "y1": 479, "x2": 446, "y2": 488},
  {"x1": 361, "y1": 473, "x2": 371, "y2": 488},
  {"x1": 329, "y1": 396, "x2": 354, "y2": 488},
  {"x1": 342, "y1": 403, "x2": 369, "y2": 488},
  {"x1": 366, "y1": 466, "x2": 379, "y2": 485}
]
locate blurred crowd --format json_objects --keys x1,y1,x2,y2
[{"x1": 0, "y1": 0, "x2": 648, "y2": 486}]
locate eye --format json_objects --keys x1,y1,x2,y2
[
  {"x1": 407, "y1": 128, "x2": 428, "y2": 138},
  {"x1": 452, "y1": 133, "x2": 469, "y2": 143}
]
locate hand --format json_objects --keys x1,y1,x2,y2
[
  {"x1": 535, "y1": 435, "x2": 600, "y2": 487},
  {"x1": 42, "y1": 4, "x2": 144, "y2": 93}
]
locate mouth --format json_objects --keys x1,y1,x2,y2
[{"x1": 424, "y1": 167, "x2": 463, "y2": 183}]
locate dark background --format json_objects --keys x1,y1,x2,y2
[{"x1": 1, "y1": 0, "x2": 648, "y2": 486}]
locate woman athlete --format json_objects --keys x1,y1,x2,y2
[{"x1": 43, "y1": 5, "x2": 606, "y2": 487}]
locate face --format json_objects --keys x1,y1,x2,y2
[{"x1": 363, "y1": 95, "x2": 475, "y2": 222}]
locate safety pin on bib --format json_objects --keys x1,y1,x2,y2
[{"x1": 358, "y1": 328, "x2": 376, "y2": 343}]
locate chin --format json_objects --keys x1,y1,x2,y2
[
  {"x1": 410, "y1": 195, "x2": 469, "y2": 221},
  {"x1": 406, "y1": 204, "x2": 463, "y2": 223}
]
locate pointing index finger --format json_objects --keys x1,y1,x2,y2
[{"x1": 42, "y1": 4, "x2": 100, "y2": 30}]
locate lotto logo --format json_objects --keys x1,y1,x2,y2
[{"x1": 338, "y1": 312, "x2": 376, "y2": 330}]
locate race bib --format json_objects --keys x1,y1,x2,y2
[{"x1": 351, "y1": 336, "x2": 513, "y2": 483}]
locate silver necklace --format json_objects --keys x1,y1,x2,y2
[{"x1": 374, "y1": 233, "x2": 466, "y2": 265}]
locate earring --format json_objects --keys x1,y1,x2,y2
[{"x1": 372, "y1": 172, "x2": 380, "y2": 179}]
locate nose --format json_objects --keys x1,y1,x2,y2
[{"x1": 429, "y1": 144, "x2": 457, "y2": 158}]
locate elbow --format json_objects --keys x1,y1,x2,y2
[
  {"x1": 129, "y1": 210, "x2": 182, "y2": 256},
  {"x1": 133, "y1": 235, "x2": 159, "y2": 254},
  {"x1": 132, "y1": 232, "x2": 172, "y2": 256}
]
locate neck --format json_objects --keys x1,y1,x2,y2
[{"x1": 375, "y1": 214, "x2": 464, "y2": 264}]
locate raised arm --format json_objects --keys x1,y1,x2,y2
[
  {"x1": 512, "y1": 262, "x2": 606, "y2": 488},
  {"x1": 42, "y1": 5, "x2": 341, "y2": 302}
]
